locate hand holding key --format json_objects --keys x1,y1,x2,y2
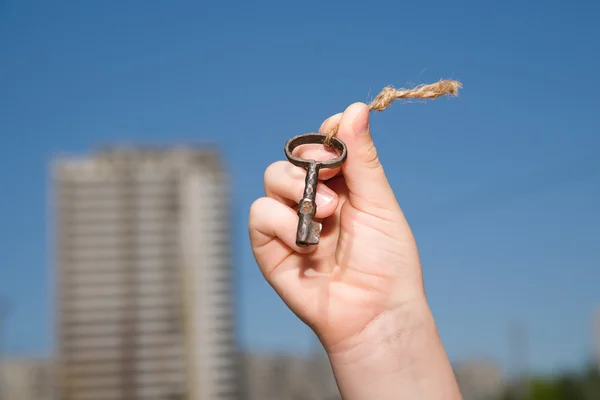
[{"x1": 249, "y1": 102, "x2": 462, "y2": 400}]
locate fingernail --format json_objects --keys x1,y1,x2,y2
[
  {"x1": 353, "y1": 106, "x2": 370, "y2": 136},
  {"x1": 315, "y1": 185, "x2": 335, "y2": 206}
]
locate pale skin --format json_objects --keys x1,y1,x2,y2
[{"x1": 249, "y1": 102, "x2": 463, "y2": 400}]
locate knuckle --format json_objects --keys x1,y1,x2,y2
[
  {"x1": 263, "y1": 162, "x2": 278, "y2": 186},
  {"x1": 320, "y1": 112, "x2": 343, "y2": 133},
  {"x1": 249, "y1": 197, "x2": 267, "y2": 221},
  {"x1": 361, "y1": 142, "x2": 381, "y2": 170},
  {"x1": 263, "y1": 161, "x2": 288, "y2": 194},
  {"x1": 248, "y1": 198, "x2": 275, "y2": 233}
]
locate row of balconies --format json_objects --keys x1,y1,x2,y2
[
  {"x1": 60, "y1": 357, "x2": 183, "y2": 377},
  {"x1": 57, "y1": 182, "x2": 178, "y2": 197},
  {"x1": 55, "y1": 194, "x2": 226, "y2": 215},
  {"x1": 62, "y1": 344, "x2": 184, "y2": 363},
  {"x1": 54, "y1": 207, "x2": 225, "y2": 223},
  {"x1": 62, "y1": 333, "x2": 189, "y2": 350},
  {"x1": 60, "y1": 374, "x2": 187, "y2": 400}
]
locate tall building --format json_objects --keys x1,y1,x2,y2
[
  {"x1": 52, "y1": 147, "x2": 237, "y2": 400},
  {"x1": 453, "y1": 359, "x2": 505, "y2": 400},
  {"x1": 0, "y1": 358, "x2": 55, "y2": 400},
  {"x1": 240, "y1": 352, "x2": 340, "y2": 400}
]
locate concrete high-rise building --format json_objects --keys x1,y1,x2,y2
[
  {"x1": 52, "y1": 147, "x2": 237, "y2": 400},
  {"x1": 453, "y1": 359, "x2": 505, "y2": 400},
  {"x1": 240, "y1": 352, "x2": 340, "y2": 400},
  {"x1": 0, "y1": 358, "x2": 55, "y2": 400}
]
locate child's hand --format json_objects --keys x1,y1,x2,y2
[{"x1": 249, "y1": 102, "x2": 425, "y2": 350}]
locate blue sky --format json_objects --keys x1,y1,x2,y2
[{"x1": 1, "y1": 0, "x2": 599, "y2": 375}]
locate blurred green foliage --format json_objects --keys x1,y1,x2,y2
[{"x1": 500, "y1": 364, "x2": 600, "y2": 400}]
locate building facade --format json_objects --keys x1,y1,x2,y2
[
  {"x1": 453, "y1": 359, "x2": 505, "y2": 400},
  {"x1": 53, "y1": 147, "x2": 237, "y2": 400},
  {"x1": 0, "y1": 358, "x2": 55, "y2": 400},
  {"x1": 240, "y1": 352, "x2": 340, "y2": 400}
]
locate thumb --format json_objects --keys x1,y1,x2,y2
[{"x1": 335, "y1": 102, "x2": 399, "y2": 214}]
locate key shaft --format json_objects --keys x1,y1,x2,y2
[{"x1": 296, "y1": 161, "x2": 321, "y2": 246}]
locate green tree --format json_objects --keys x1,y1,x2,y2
[
  {"x1": 528, "y1": 378, "x2": 560, "y2": 400},
  {"x1": 499, "y1": 364, "x2": 600, "y2": 400}
]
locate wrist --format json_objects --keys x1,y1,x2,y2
[{"x1": 325, "y1": 299, "x2": 462, "y2": 400}]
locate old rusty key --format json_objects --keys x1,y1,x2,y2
[{"x1": 284, "y1": 133, "x2": 348, "y2": 246}]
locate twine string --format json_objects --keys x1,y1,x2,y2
[{"x1": 324, "y1": 79, "x2": 462, "y2": 145}]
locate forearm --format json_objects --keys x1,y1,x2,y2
[{"x1": 326, "y1": 301, "x2": 463, "y2": 400}]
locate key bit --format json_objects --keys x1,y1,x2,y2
[{"x1": 284, "y1": 133, "x2": 348, "y2": 247}]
